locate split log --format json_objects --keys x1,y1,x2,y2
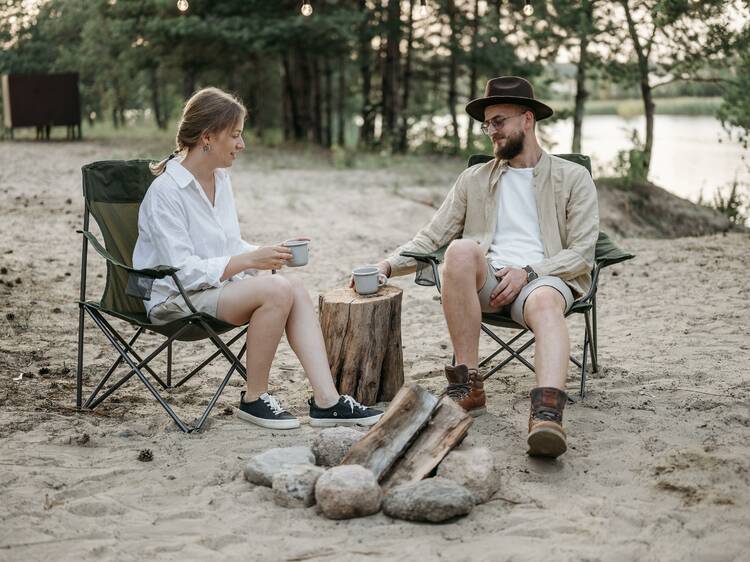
[
  {"x1": 381, "y1": 396, "x2": 473, "y2": 489},
  {"x1": 318, "y1": 285, "x2": 404, "y2": 405},
  {"x1": 340, "y1": 383, "x2": 438, "y2": 480}
]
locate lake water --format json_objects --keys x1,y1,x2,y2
[
  {"x1": 427, "y1": 114, "x2": 749, "y2": 203},
  {"x1": 543, "y1": 115, "x2": 749, "y2": 203}
]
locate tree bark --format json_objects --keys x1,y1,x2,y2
[
  {"x1": 148, "y1": 65, "x2": 165, "y2": 130},
  {"x1": 381, "y1": 396, "x2": 473, "y2": 489},
  {"x1": 324, "y1": 58, "x2": 334, "y2": 147},
  {"x1": 341, "y1": 384, "x2": 439, "y2": 481},
  {"x1": 318, "y1": 286, "x2": 404, "y2": 405}
]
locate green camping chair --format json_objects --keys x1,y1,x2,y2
[
  {"x1": 401, "y1": 153, "x2": 634, "y2": 398},
  {"x1": 75, "y1": 160, "x2": 248, "y2": 432}
]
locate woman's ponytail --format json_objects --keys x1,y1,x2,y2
[{"x1": 149, "y1": 149, "x2": 181, "y2": 176}]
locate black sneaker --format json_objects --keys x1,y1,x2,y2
[
  {"x1": 236, "y1": 391, "x2": 300, "y2": 430},
  {"x1": 308, "y1": 395, "x2": 384, "y2": 427}
]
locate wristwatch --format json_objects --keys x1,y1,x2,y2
[{"x1": 523, "y1": 265, "x2": 538, "y2": 283}]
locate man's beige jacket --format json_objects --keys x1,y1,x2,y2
[{"x1": 385, "y1": 151, "x2": 600, "y2": 298}]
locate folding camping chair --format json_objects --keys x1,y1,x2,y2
[
  {"x1": 401, "y1": 153, "x2": 634, "y2": 398},
  {"x1": 75, "y1": 160, "x2": 248, "y2": 432}
]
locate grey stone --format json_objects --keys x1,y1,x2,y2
[
  {"x1": 314, "y1": 465, "x2": 382, "y2": 519},
  {"x1": 436, "y1": 447, "x2": 500, "y2": 504},
  {"x1": 312, "y1": 427, "x2": 363, "y2": 466},
  {"x1": 272, "y1": 464, "x2": 326, "y2": 508},
  {"x1": 244, "y1": 447, "x2": 316, "y2": 487},
  {"x1": 382, "y1": 477, "x2": 474, "y2": 522}
]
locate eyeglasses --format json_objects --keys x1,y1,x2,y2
[{"x1": 480, "y1": 112, "x2": 527, "y2": 135}]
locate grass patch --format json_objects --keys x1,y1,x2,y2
[{"x1": 549, "y1": 96, "x2": 722, "y2": 118}]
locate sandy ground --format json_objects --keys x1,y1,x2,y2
[{"x1": 1, "y1": 140, "x2": 749, "y2": 562}]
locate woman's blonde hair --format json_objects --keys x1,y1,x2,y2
[{"x1": 150, "y1": 87, "x2": 247, "y2": 175}]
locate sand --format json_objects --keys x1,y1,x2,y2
[{"x1": 1, "y1": 140, "x2": 749, "y2": 561}]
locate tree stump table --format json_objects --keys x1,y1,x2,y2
[{"x1": 318, "y1": 285, "x2": 404, "y2": 405}]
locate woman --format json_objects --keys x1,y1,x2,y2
[{"x1": 133, "y1": 87, "x2": 382, "y2": 430}]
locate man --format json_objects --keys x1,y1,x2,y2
[{"x1": 375, "y1": 76, "x2": 599, "y2": 458}]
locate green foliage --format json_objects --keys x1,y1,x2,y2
[
  {"x1": 709, "y1": 178, "x2": 749, "y2": 226},
  {"x1": 613, "y1": 128, "x2": 648, "y2": 185}
]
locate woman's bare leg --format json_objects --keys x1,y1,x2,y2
[
  {"x1": 283, "y1": 276, "x2": 340, "y2": 407},
  {"x1": 216, "y1": 275, "x2": 293, "y2": 401}
]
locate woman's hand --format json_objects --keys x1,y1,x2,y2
[{"x1": 247, "y1": 245, "x2": 293, "y2": 270}]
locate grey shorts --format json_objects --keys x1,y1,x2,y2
[
  {"x1": 148, "y1": 286, "x2": 224, "y2": 325},
  {"x1": 477, "y1": 260, "x2": 574, "y2": 329}
]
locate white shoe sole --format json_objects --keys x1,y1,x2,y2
[
  {"x1": 309, "y1": 413, "x2": 383, "y2": 428},
  {"x1": 235, "y1": 408, "x2": 301, "y2": 430}
]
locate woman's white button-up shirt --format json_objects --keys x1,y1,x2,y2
[{"x1": 132, "y1": 159, "x2": 258, "y2": 314}]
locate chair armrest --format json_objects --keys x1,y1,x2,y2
[
  {"x1": 79, "y1": 230, "x2": 179, "y2": 279},
  {"x1": 400, "y1": 245, "x2": 448, "y2": 265}
]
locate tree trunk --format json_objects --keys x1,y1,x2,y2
[
  {"x1": 446, "y1": 0, "x2": 461, "y2": 153},
  {"x1": 622, "y1": 0, "x2": 654, "y2": 177},
  {"x1": 337, "y1": 57, "x2": 346, "y2": 146},
  {"x1": 311, "y1": 56, "x2": 323, "y2": 144},
  {"x1": 148, "y1": 65, "x2": 165, "y2": 130},
  {"x1": 397, "y1": 0, "x2": 415, "y2": 153},
  {"x1": 358, "y1": 0, "x2": 375, "y2": 146},
  {"x1": 318, "y1": 286, "x2": 404, "y2": 405},
  {"x1": 282, "y1": 53, "x2": 304, "y2": 140},
  {"x1": 572, "y1": 1, "x2": 592, "y2": 153},
  {"x1": 324, "y1": 58, "x2": 334, "y2": 148},
  {"x1": 465, "y1": 0, "x2": 480, "y2": 151},
  {"x1": 182, "y1": 65, "x2": 196, "y2": 100},
  {"x1": 381, "y1": 0, "x2": 402, "y2": 151}
]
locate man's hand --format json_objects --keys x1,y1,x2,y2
[
  {"x1": 247, "y1": 245, "x2": 293, "y2": 270},
  {"x1": 489, "y1": 267, "x2": 527, "y2": 308},
  {"x1": 349, "y1": 260, "x2": 391, "y2": 288}
]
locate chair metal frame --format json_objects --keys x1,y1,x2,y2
[
  {"x1": 76, "y1": 161, "x2": 249, "y2": 433},
  {"x1": 400, "y1": 153, "x2": 633, "y2": 398}
]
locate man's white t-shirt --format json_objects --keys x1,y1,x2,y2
[{"x1": 487, "y1": 166, "x2": 545, "y2": 269}]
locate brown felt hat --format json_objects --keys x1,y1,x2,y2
[{"x1": 465, "y1": 76, "x2": 554, "y2": 122}]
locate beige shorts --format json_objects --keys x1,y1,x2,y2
[
  {"x1": 148, "y1": 287, "x2": 224, "y2": 325},
  {"x1": 477, "y1": 259, "x2": 574, "y2": 329}
]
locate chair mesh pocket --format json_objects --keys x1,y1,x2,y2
[
  {"x1": 414, "y1": 262, "x2": 437, "y2": 287},
  {"x1": 126, "y1": 272, "x2": 155, "y2": 300}
]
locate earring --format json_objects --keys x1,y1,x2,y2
[{"x1": 202, "y1": 144, "x2": 210, "y2": 153}]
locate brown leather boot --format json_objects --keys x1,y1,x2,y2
[
  {"x1": 444, "y1": 364, "x2": 486, "y2": 416},
  {"x1": 527, "y1": 387, "x2": 568, "y2": 458}
]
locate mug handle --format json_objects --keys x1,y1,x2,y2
[{"x1": 378, "y1": 273, "x2": 388, "y2": 287}]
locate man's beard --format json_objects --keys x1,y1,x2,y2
[{"x1": 493, "y1": 129, "x2": 525, "y2": 160}]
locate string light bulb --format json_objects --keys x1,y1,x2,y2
[
  {"x1": 177, "y1": 0, "x2": 188, "y2": 12},
  {"x1": 522, "y1": 1, "x2": 534, "y2": 16},
  {"x1": 415, "y1": 0, "x2": 430, "y2": 20},
  {"x1": 301, "y1": 1, "x2": 313, "y2": 16}
]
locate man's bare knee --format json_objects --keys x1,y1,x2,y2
[
  {"x1": 444, "y1": 239, "x2": 483, "y2": 273},
  {"x1": 524, "y1": 288, "x2": 565, "y2": 326}
]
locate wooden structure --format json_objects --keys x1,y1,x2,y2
[
  {"x1": 2, "y1": 73, "x2": 82, "y2": 140},
  {"x1": 318, "y1": 285, "x2": 403, "y2": 405},
  {"x1": 341, "y1": 384, "x2": 473, "y2": 486}
]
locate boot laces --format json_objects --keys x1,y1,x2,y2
[{"x1": 446, "y1": 382, "x2": 471, "y2": 400}]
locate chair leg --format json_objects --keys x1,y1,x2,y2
[
  {"x1": 174, "y1": 328, "x2": 247, "y2": 387},
  {"x1": 167, "y1": 341, "x2": 173, "y2": 388},
  {"x1": 84, "y1": 327, "x2": 145, "y2": 408},
  {"x1": 590, "y1": 302, "x2": 599, "y2": 374},
  {"x1": 194, "y1": 342, "x2": 247, "y2": 432},
  {"x1": 580, "y1": 317, "x2": 590, "y2": 399},
  {"x1": 481, "y1": 324, "x2": 536, "y2": 372},
  {"x1": 87, "y1": 311, "x2": 191, "y2": 432},
  {"x1": 76, "y1": 303, "x2": 86, "y2": 411}
]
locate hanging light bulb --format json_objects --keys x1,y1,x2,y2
[
  {"x1": 522, "y1": 1, "x2": 534, "y2": 16},
  {"x1": 177, "y1": 0, "x2": 188, "y2": 12},
  {"x1": 300, "y1": 1, "x2": 313, "y2": 16},
  {"x1": 415, "y1": 0, "x2": 430, "y2": 20}
]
